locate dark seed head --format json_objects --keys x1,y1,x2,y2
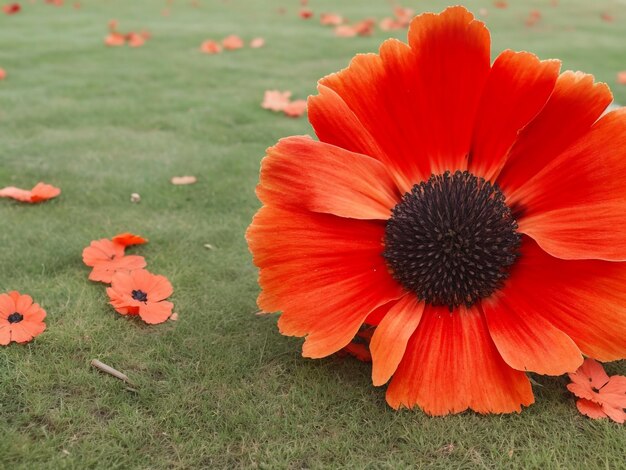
[
  {"x1": 7, "y1": 312, "x2": 23, "y2": 323},
  {"x1": 383, "y1": 170, "x2": 521, "y2": 310},
  {"x1": 131, "y1": 290, "x2": 148, "y2": 302}
]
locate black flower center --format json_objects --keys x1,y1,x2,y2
[
  {"x1": 8, "y1": 312, "x2": 23, "y2": 323},
  {"x1": 131, "y1": 290, "x2": 148, "y2": 302},
  {"x1": 383, "y1": 171, "x2": 521, "y2": 310}
]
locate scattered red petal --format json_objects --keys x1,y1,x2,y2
[
  {"x1": 3, "y1": 3, "x2": 21, "y2": 14},
  {"x1": 262, "y1": 90, "x2": 292, "y2": 112},
  {"x1": 0, "y1": 182, "x2": 61, "y2": 203},
  {"x1": 112, "y1": 233, "x2": 148, "y2": 247},
  {"x1": 105, "y1": 33, "x2": 126, "y2": 47},
  {"x1": 0, "y1": 68, "x2": 6, "y2": 81},
  {"x1": 299, "y1": 8, "x2": 313, "y2": 19},
  {"x1": 126, "y1": 32, "x2": 145, "y2": 48},
  {"x1": 618, "y1": 71, "x2": 626, "y2": 85},
  {"x1": 320, "y1": 12, "x2": 343, "y2": 26},
  {"x1": 494, "y1": 0, "x2": 508, "y2": 8},
  {"x1": 334, "y1": 25, "x2": 357, "y2": 37},
  {"x1": 108, "y1": 19, "x2": 118, "y2": 32},
  {"x1": 283, "y1": 99, "x2": 307, "y2": 118},
  {"x1": 567, "y1": 358, "x2": 626, "y2": 423},
  {"x1": 601, "y1": 12, "x2": 614, "y2": 23},
  {"x1": 250, "y1": 37, "x2": 265, "y2": 48},
  {"x1": 200, "y1": 40, "x2": 221, "y2": 54},
  {"x1": 222, "y1": 34, "x2": 244, "y2": 50}
]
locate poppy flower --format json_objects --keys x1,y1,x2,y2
[
  {"x1": 334, "y1": 25, "x2": 357, "y2": 38},
  {"x1": 618, "y1": 72, "x2": 626, "y2": 85},
  {"x1": 262, "y1": 90, "x2": 292, "y2": 112},
  {"x1": 0, "y1": 182, "x2": 61, "y2": 203},
  {"x1": 0, "y1": 291, "x2": 46, "y2": 345},
  {"x1": 3, "y1": 3, "x2": 21, "y2": 14},
  {"x1": 82, "y1": 238, "x2": 146, "y2": 283},
  {"x1": 0, "y1": 68, "x2": 5, "y2": 80},
  {"x1": 568, "y1": 359, "x2": 626, "y2": 423},
  {"x1": 200, "y1": 40, "x2": 221, "y2": 54},
  {"x1": 247, "y1": 6, "x2": 626, "y2": 415},
  {"x1": 106, "y1": 269, "x2": 174, "y2": 324},
  {"x1": 222, "y1": 35, "x2": 244, "y2": 50}
]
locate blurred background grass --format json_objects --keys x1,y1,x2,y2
[{"x1": 0, "y1": 0, "x2": 625, "y2": 467}]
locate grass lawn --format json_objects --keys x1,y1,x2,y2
[{"x1": 1, "y1": 0, "x2": 625, "y2": 467}]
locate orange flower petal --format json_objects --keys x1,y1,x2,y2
[
  {"x1": 88, "y1": 255, "x2": 147, "y2": 283},
  {"x1": 256, "y1": 136, "x2": 400, "y2": 220},
  {"x1": 469, "y1": 50, "x2": 560, "y2": 181},
  {"x1": 370, "y1": 295, "x2": 423, "y2": 386},
  {"x1": 82, "y1": 239, "x2": 125, "y2": 267},
  {"x1": 481, "y1": 244, "x2": 584, "y2": 376},
  {"x1": 512, "y1": 108, "x2": 626, "y2": 261},
  {"x1": 498, "y1": 71, "x2": 612, "y2": 196},
  {"x1": 576, "y1": 398, "x2": 607, "y2": 420},
  {"x1": 111, "y1": 233, "x2": 148, "y2": 247},
  {"x1": 386, "y1": 305, "x2": 534, "y2": 415},
  {"x1": 30, "y1": 183, "x2": 61, "y2": 202},
  {"x1": 222, "y1": 35, "x2": 243, "y2": 50},
  {"x1": 249, "y1": 37, "x2": 265, "y2": 48},
  {"x1": 282, "y1": 99, "x2": 307, "y2": 118},
  {"x1": 105, "y1": 33, "x2": 126, "y2": 47},
  {"x1": 200, "y1": 40, "x2": 221, "y2": 54},
  {"x1": 618, "y1": 71, "x2": 626, "y2": 85},
  {"x1": 261, "y1": 90, "x2": 291, "y2": 112},
  {"x1": 308, "y1": 85, "x2": 389, "y2": 177},
  {"x1": 139, "y1": 301, "x2": 173, "y2": 324},
  {"x1": 320, "y1": 6, "x2": 490, "y2": 193},
  {"x1": 500, "y1": 238, "x2": 626, "y2": 361},
  {"x1": 247, "y1": 206, "x2": 404, "y2": 359},
  {"x1": 130, "y1": 269, "x2": 173, "y2": 302},
  {"x1": 0, "y1": 68, "x2": 6, "y2": 80}
]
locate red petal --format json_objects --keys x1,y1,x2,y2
[
  {"x1": 386, "y1": 305, "x2": 534, "y2": 415},
  {"x1": 246, "y1": 206, "x2": 404, "y2": 359},
  {"x1": 317, "y1": 6, "x2": 490, "y2": 193},
  {"x1": 481, "y1": 290, "x2": 582, "y2": 375},
  {"x1": 600, "y1": 403, "x2": 626, "y2": 424},
  {"x1": 576, "y1": 398, "x2": 607, "y2": 420},
  {"x1": 112, "y1": 233, "x2": 148, "y2": 247},
  {"x1": 469, "y1": 50, "x2": 560, "y2": 180},
  {"x1": 568, "y1": 358, "x2": 610, "y2": 390},
  {"x1": 497, "y1": 71, "x2": 612, "y2": 195},
  {"x1": 257, "y1": 136, "x2": 400, "y2": 220},
  {"x1": 599, "y1": 375, "x2": 626, "y2": 410},
  {"x1": 503, "y1": 237, "x2": 626, "y2": 361},
  {"x1": 511, "y1": 108, "x2": 626, "y2": 260},
  {"x1": 370, "y1": 295, "x2": 423, "y2": 386},
  {"x1": 139, "y1": 301, "x2": 174, "y2": 324}
]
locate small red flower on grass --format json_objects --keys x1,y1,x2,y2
[
  {"x1": 200, "y1": 40, "x2": 221, "y2": 54},
  {"x1": 82, "y1": 238, "x2": 146, "y2": 283},
  {"x1": 111, "y1": 232, "x2": 148, "y2": 247},
  {"x1": 568, "y1": 358, "x2": 626, "y2": 423},
  {"x1": 0, "y1": 291, "x2": 46, "y2": 345},
  {"x1": 106, "y1": 269, "x2": 174, "y2": 324},
  {"x1": 3, "y1": 3, "x2": 21, "y2": 14},
  {"x1": 0, "y1": 68, "x2": 6, "y2": 80},
  {"x1": 222, "y1": 35, "x2": 244, "y2": 50},
  {"x1": 0, "y1": 182, "x2": 61, "y2": 203}
]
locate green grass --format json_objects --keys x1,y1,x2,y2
[{"x1": 1, "y1": 0, "x2": 625, "y2": 467}]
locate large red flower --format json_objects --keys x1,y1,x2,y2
[{"x1": 246, "y1": 6, "x2": 626, "y2": 415}]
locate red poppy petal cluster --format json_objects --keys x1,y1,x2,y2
[
  {"x1": 0, "y1": 291, "x2": 46, "y2": 345},
  {"x1": 82, "y1": 233, "x2": 174, "y2": 324},
  {"x1": 82, "y1": 235, "x2": 147, "y2": 283},
  {"x1": 247, "y1": 6, "x2": 626, "y2": 416},
  {"x1": 567, "y1": 359, "x2": 626, "y2": 423},
  {"x1": 0, "y1": 182, "x2": 61, "y2": 203},
  {"x1": 2, "y1": 3, "x2": 21, "y2": 15}
]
